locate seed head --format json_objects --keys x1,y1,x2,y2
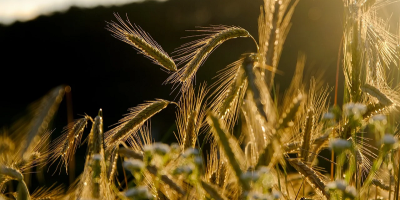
[{"x1": 123, "y1": 159, "x2": 145, "y2": 171}]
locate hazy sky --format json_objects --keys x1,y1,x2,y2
[{"x1": 0, "y1": 0, "x2": 166, "y2": 25}]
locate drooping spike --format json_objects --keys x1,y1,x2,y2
[{"x1": 105, "y1": 99, "x2": 171, "y2": 145}]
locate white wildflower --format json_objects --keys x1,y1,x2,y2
[
  {"x1": 174, "y1": 165, "x2": 194, "y2": 175},
  {"x1": 326, "y1": 179, "x2": 347, "y2": 191},
  {"x1": 344, "y1": 103, "x2": 367, "y2": 117},
  {"x1": 246, "y1": 192, "x2": 266, "y2": 200},
  {"x1": 354, "y1": 103, "x2": 367, "y2": 113},
  {"x1": 257, "y1": 166, "x2": 270, "y2": 174},
  {"x1": 335, "y1": 180, "x2": 347, "y2": 191},
  {"x1": 183, "y1": 148, "x2": 199, "y2": 158},
  {"x1": 371, "y1": 114, "x2": 387, "y2": 122},
  {"x1": 125, "y1": 186, "x2": 153, "y2": 199},
  {"x1": 345, "y1": 186, "x2": 357, "y2": 198},
  {"x1": 272, "y1": 191, "x2": 281, "y2": 199},
  {"x1": 383, "y1": 134, "x2": 397, "y2": 146},
  {"x1": 153, "y1": 143, "x2": 170, "y2": 155},
  {"x1": 322, "y1": 112, "x2": 335, "y2": 120},
  {"x1": 326, "y1": 181, "x2": 337, "y2": 190},
  {"x1": 92, "y1": 154, "x2": 102, "y2": 161},
  {"x1": 240, "y1": 171, "x2": 260, "y2": 182},
  {"x1": 329, "y1": 139, "x2": 352, "y2": 153},
  {"x1": 123, "y1": 159, "x2": 145, "y2": 171},
  {"x1": 170, "y1": 143, "x2": 180, "y2": 152},
  {"x1": 143, "y1": 144, "x2": 154, "y2": 153},
  {"x1": 194, "y1": 156, "x2": 202, "y2": 165}
]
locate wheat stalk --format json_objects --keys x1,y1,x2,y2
[
  {"x1": 258, "y1": 0, "x2": 299, "y2": 88},
  {"x1": 216, "y1": 66, "x2": 246, "y2": 120},
  {"x1": 19, "y1": 85, "x2": 65, "y2": 158},
  {"x1": 360, "y1": 146, "x2": 387, "y2": 196},
  {"x1": 205, "y1": 145, "x2": 228, "y2": 191},
  {"x1": 76, "y1": 110, "x2": 115, "y2": 200},
  {"x1": 308, "y1": 132, "x2": 330, "y2": 163},
  {"x1": 0, "y1": 165, "x2": 23, "y2": 181},
  {"x1": 372, "y1": 179, "x2": 391, "y2": 191},
  {"x1": 176, "y1": 84, "x2": 208, "y2": 150},
  {"x1": 256, "y1": 140, "x2": 274, "y2": 168},
  {"x1": 363, "y1": 102, "x2": 389, "y2": 118},
  {"x1": 106, "y1": 144, "x2": 119, "y2": 181},
  {"x1": 243, "y1": 53, "x2": 270, "y2": 123},
  {"x1": 49, "y1": 115, "x2": 90, "y2": 172},
  {"x1": 106, "y1": 13, "x2": 177, "y2": 72},
  {"x1": 287, "y1": 158, "x2": 330, "y2": 199},
  {"x1": 207, "y1": 111, "x2": 249, "y2": 191},
  {"x1": 147, "y1": 165, "x2": 186, "y2": 196},
  {"x1": 0, "y1": 165, "x2": 31, "y2": 200},
  {"x1": 361, "y1": 84, "x2": 393, "y2": 106},
  {"x1": 91, "y1": 154, "x2": 102, "y2": 199},
  {"x1": 209, "y1": 56, "x2": 247, "y2": 131},
  {"x1": 15, "y1": 130, "x2": 53, "y2": 173},
  {"x1": 166, "y1": 26, "x2": 256, "y2": 92},
  {"x1": 105, "y1": 99, "x2": 171, "y2": 145},
  {"x1": 86, "y1": 110, "x2": 105, "y2": 199},
  {"x1": 30, "y1": 184, "x2": 64, "y2": 200},
  {"x1": 118, "y1": 147, "x2": 143, "y2": 160},
  {"x1": 276, "y1": 93, "x2": 303, "y2": 130},
  {"x1": 300, "y1": 109, "x2": 314, "y2": 162},
  {"x1": 90, "y1": 109, "x2": 104, "y2": 155},
  {"x1": 17, "y1": 180, "x2": 30, "y2": 200},
  {"x1": 201, "y1": 180, "x2": 228, "y2": 200}
]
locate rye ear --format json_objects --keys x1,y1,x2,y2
[{"x1": 106, "y1": 13, "x2": 177, "y2": 72}]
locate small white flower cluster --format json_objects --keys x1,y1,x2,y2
[
  {"x1": 255, "y1": 166, "x2": 275, "y2": 189},
  {"x1": 382, "y1": 134, "x2": 398, "y2": 150},
  {"x1": 245, "y1": 191, "x2": 280, "y2": 200},
  {"x1": 173, "y1": 148, "x2": 203, "y2": 177},
  {"x1": 143, "y1": 145, "x2": 153, "y2": 153},
  {"x1": 170, "y1": 143, "x2": 180, "y2": 152},
  {"x1": 326, "y1": 179, "x2": 346, "y2": 191},
  {"x1": 143, "y1": 143, "x2": 171, "y2": 156},
  {"x1": 123, "y1": 159, "x2": 145, "y2": 172},
  {"x1": 322, "y1": 112, "x2": 335, "y2": 120},
  {"x1": 124, "y1": 186, "x2": 153, "y2": 200},
  {"x1": 194, "y1": 156, "x2": 202, "y2": 165},
  {"x1": 241, "y1": 171, "x2": 260, "y2": 182},
  {"x1": 183, "y1": 148, "x2": 199, "y2": 158},
  {"x1": 183, "y1": 148, "x2": 203, "y2": 165},
  {"x1": 343, "y1": 103, "x2": 367, "y2": 118},
  {"x1": 173, "y1": 164, "x2": 194, "y2": 175},
  {"x1": 92, "y1": 154, "x2": 102, "y2": 161},
  {"x1": 329, "y1": 139, "x2": 352, "y2": 153},
  {"x1": 241, "y1": 166, "x2": 273, "y2": 186},
  {"x1": 257, "y1": 166, "x2": 270, "y2": 174},
  {"x1": 326, "y1": 179, "x2": 356, "y2": 199},
  {"x1": 370, "y1": 114, "x2": 387, "y2": 123},
  {"x1": 383, "y1": 134, "x2": 397, "y2": 145},
  {"x1": 153, "y1": 143, "x2": 170, "y2": 155}
]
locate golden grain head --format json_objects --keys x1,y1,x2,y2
[
  {"x1": 106, "y1": 13, "x2": 177, "y2": 72},
  {"x1": 165, "y1": 26, "x2": 256, "y2": 93},
  {"x1": 2, "y1": 0, "x2": 400, "y2": 199}
]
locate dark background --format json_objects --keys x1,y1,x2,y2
[
  {"x1": 0, "y1": 0, "x2": 398, "y2": 188},
  {"x1": 0, "y1": 0, "x2": 345, "y2": 135}
]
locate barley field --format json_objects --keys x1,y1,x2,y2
[{"x1": 1, "y1": 0, "x2": 400, "y2": 199}]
